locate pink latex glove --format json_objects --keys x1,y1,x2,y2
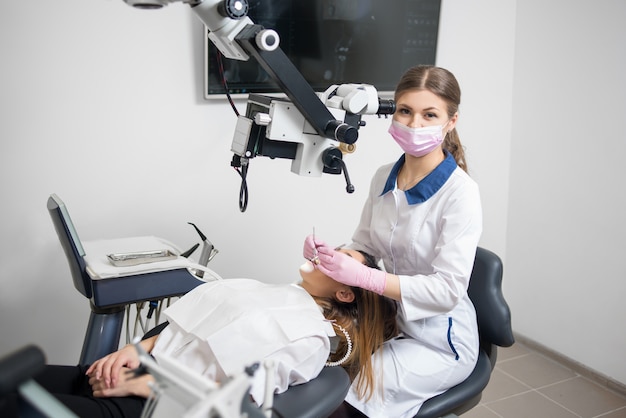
[
  {"x1": 302, "y1": 234, "x2": 328, "y2": 261},
  {"x1": 315, "y1": 246, "x2": 387, "y2": 295}
]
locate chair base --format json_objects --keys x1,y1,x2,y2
[{"x1": 80, "y1": 307, "x2": 125, "y2": 365}]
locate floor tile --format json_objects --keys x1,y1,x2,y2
[
  {"x1": 461, "y1": 404, "x2": 502, "y2": 418},
  {"x1": 497, "y1": 352, "x2": 577, "y2": 389},
  {"x1": 497, "y1": 342, "x2": 531, "y2": 362},
  {"x1": 595, "y1": 406, "x2": 626, "y2": 417},
  {"x1": 482, "y1": 368, "x2": 533, "y2": 403},
  {"x1": 539, "y1": 376, "x2": 626, "y2": 418},
  {"x1": 486, "y1": 391, "x2": 579, "y2": 418},
  {"x1": 462, "y1": 340, "x2": 626, "y2": 417}
]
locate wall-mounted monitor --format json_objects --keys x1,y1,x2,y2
[{"x1": 204, "y1": 0, "x2": 441, "y2": 100}]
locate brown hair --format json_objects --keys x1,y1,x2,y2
[
  {"x1": 312, "y1": 251, "x2": 398, "y2": 401},
  {"x1": 394, "y1": 65, "x2": 468, "y2": 172}
]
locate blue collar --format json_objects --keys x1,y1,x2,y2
[{"x1": 381, "y1": 152, "x2": 457, "y2": 204}]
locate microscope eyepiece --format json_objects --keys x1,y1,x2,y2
[{"x1": 377, "y1": 99, "x2": 396, "y2": 115}]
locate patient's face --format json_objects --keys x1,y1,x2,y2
[{"x1": 299, "y1": 248, "x2": 364, "y2": 299}]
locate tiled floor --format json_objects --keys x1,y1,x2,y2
[{"x1": 462, "y1": 342, "x2": 626, "y2": 418}]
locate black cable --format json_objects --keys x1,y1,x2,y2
[
  {"x1": 146, "y1": 300, "x2": 159, "y2": 319},
  {"x1": 216, "y1": 48, "x2": 240, "y2": 117},
  {"x1": 217, "y1": 48, "x2": 253, "y2": 211},
  {"x1": 234, "y1": 162, "x2": 249, "y2": 212}
]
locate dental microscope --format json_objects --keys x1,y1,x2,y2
[{"x1": 124, "y1": 0, "x2": 396, "y2": 210}]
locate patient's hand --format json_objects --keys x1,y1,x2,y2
[
  {"x1": 85, "y1": 344, "x2": 141, "y2": 390},
  {"x1": 89, "y1": 366, "x2": 154, "y2": 398}
]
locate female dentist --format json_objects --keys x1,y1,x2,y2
[{"x1": 306, "y1": 65, "x2": 483, "y2": 418}]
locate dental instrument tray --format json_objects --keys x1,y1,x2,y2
[{"x1": 107, "y1": 249, "x2": 177, "y2": 267}]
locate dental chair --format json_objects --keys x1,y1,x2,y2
[
  {"x1": 0, "y1": 340, "x2": 349, "y2": 418},
  {"x1": 141, "y1": 322, "x2": 351, "y2": 418},
  {"x1": 414, "y1": 247, "x2": 514, "y2": 418},
  {"x1": 47, "y1": 194, "x2": 206, "y2": 365},
  {"x1": 0, "y1": 343, "x2": 348, "y2": 418},
  {"x1": 48, "y1": 194, "x2": 350, "y2": 417}
]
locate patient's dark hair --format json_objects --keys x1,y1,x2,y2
[
  {"x1": 312, "y1": 250, "x2": 398, "y2": 401},
  {"x1": 357, "y1": 251, "x2": 378, "y2": 271}
]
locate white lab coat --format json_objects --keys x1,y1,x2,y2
[
  {"x1": 346, "y1": 153, "x2": 482, "y2": 418},
  {"x1": 150, "y1": 279, "x2": 335, "y2": 405}
]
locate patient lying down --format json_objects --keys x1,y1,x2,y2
[{"x1": 1, "y1": 248, "x2": 397, "y2": 418}]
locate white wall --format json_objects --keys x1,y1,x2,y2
[
  {"x1": 8, "y1": 0, "x2": 622, "y2": 390},
  {"x1": 506, "y1": 0, "x2": 626, "y2": 385}
]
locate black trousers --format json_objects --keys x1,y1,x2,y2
[{"x1": 0, "y1": 365, "x2": 145, "y2": 418}]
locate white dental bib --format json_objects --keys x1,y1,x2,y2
[{"x1": 150, "y1": 279, "x2": 334, "y2": 404}]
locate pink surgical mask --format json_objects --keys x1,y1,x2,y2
[{"x1": 388, "y1": 120, "x2": 448, "y2": 157}]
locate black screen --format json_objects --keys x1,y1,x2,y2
[{"x1": 204, "y1": 0, "x2": 441, "y2": 97}]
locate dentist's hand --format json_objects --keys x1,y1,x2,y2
[
  {"x1": 316, "y1": 246, "x2": 387, "y2": 295},
  {"x1": 303, "y1": 234, "x2": 327, "y2": 261}
]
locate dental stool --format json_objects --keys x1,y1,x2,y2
[
  {"x1": 414, "y1": 247, "x2": 515, "y2": 418},
  {"x1": 47, "y1": 194, "x2": 207, "y2": 365}
]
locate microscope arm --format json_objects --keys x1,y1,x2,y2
[
  {"x1": 234, "y1": 24, "x2": 358, "y2": 144},
  {"x1": 124, "y1": 0, "x2": 394, "y2": 145},
  {"x1": 184, "y1": 0, "x2": 359, "y2": 144},
  {"x1": 123, "y1": 0, "x2": 396, "y2": 208}
]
